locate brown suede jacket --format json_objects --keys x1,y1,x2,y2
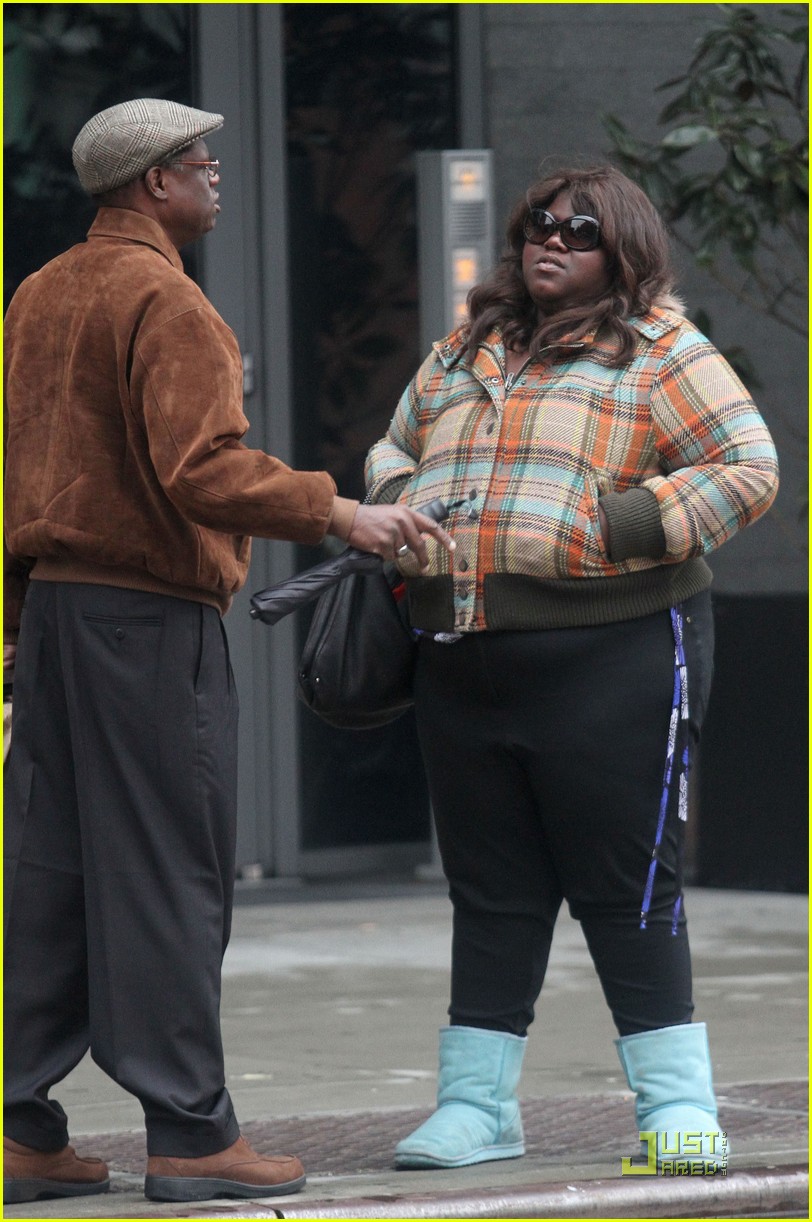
[{"x1": 4, "y1": 208, "x2": 345, "y2": 638}]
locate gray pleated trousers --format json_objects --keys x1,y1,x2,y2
[{"x1": 4, "y1": 580, "x2": 241, "y2": 1156}]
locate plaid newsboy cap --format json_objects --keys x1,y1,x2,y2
[{"x1": 72, "y1": 97, "x2": 224, "y2": 196}]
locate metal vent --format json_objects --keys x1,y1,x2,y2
[
  {"x1": 417, "y1": 150, "x2": 494, "y2": 350},
  {"x1": 450, "y1": 201, "x2": 489, "y2": 243}
]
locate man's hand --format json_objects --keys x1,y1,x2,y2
[
  {"x1": 3, "y1": 644, "x2": 17, "y2": 675},
  {"x1": 348, "y1": 504, "x2": 456, "y2": 570}
]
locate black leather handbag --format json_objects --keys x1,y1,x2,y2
[
  {"x1": 297, "y1": 565, "x2": 417, "y2": 730},
  {"x1": 251, "y1": 498, "x2": 451, "y2": 730}
]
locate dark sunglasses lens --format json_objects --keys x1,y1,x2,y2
[
  {"x1": 524, "y1": 209, "x2": 554, "y2": 244},
  {"x1": 563, "y1": 217, "x2": 600, "y2": 250}
]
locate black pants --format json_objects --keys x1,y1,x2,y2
[
  {"x1": 414, "y1": 591, "x2": 714, "y2": 1038},
  {"x1": 4, "y1": 582, "x2": 241, "y2": 1156}
]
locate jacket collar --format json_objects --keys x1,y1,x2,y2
[
  {"x1": 433, "y1": 328, "x2": 470, "y2": 369},
  {"x1": 88, "y1": 208, "x2": 185, "y2": 272},
  {"x1": 434, "y1": 302, "x2": 684, "y2": 371},
  {"x1": 433, "y1": 326, "x2": 592, "y2": 373},
  {"x1": 629, "y1": 304, "x2": 684, "y2": 341}
]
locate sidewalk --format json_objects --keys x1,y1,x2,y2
[{"x1": 5, "y1": 884, "x2": 807, "y2": 1219}]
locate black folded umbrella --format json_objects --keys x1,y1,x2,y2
[
  {"x1": 249, "y1": 546, "x2": 383, "y2": 626},
  {"x1": 249, "y1": 497, "x2": 452, "y2": 627}
]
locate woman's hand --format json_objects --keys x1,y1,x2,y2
[{"x1": 348, "y1": 504, "x2": 456, "y2": 570}]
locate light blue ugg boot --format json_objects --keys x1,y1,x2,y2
[
  {"x1": 616, "y1": 1022, "x2": 727, "y2": 1171},
  {"x1": 394, "y1": 1025, "x2": 526, "y2": 1169}
]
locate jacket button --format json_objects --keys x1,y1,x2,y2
[{"x1": 115, "y1": 628, "x2": 125, "y2": 640}]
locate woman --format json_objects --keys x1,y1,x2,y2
[{"x1": 365, "y1": 165, "x2": 778, "y2": 1171}]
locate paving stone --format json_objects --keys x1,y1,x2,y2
[{"x1": 73, "y1": 1079, "x2": 808, "y2": 1176}]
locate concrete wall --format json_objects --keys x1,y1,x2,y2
[{"x1": 479, "y1": 3, "x2": 807, "y2": 595}]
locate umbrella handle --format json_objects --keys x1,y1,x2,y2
[{"x1": 249, "y1": 498, "x2": 451, "y2": 625}]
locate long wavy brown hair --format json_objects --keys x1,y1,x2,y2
[{"x1": 464, "y1": 165, "x2": 679, "y2": 367}]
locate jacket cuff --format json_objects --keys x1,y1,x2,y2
[
  {"x1": 600, "y1": 489, "x2": 666, "y2": 562},
  {"x1": 370, "y1": 476, "x2": 410, "y2": 505},
  {"x1": 327, "y1": 495, "x2": 360, "y2": 541}
]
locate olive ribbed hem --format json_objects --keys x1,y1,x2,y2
[{"x1": 406, "y1": 560, "x2": 713, "y2": 632}]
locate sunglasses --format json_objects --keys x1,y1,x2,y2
[{"x1": 523, "y1": 208, "x2": 601, "y2": 252}]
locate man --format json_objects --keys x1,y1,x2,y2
[{"x1": 3, "y1": 97, "x2": 453, "y2": 1206}]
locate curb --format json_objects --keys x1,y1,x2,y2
[{"x1": 255, "y1": 1164, "x2": 808, "y2": 1219}]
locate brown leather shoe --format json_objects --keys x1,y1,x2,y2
[
  {"x1": 3, "y1": 1137, "x2": 110, "y2": 1204},
  {"x1": 144, "y1": 1135, "x2": 305, "y2": 1202}
]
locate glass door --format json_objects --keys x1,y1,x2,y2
[{"x1": 284, "y1": 4, "x2": 458, "y2": 872}]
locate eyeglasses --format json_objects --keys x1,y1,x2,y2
[
  {"x1": 170, "y1": 159, "x2": 220, "y2": 179},
  {"x1": 523, "y1": 208, "x2": 601, "y2": 251}
]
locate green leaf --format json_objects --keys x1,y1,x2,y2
[
  {"x1": 719, "y1": 344, "x2": 762, "y2": 391},
  {"x1": 601, "y1": 1, "x2": 806, "y2": 352},
  {"x1": 790, "y1": 161, "x2": 809, "y2": 192},
  {"x1": 732, "y1": 142, "x2": 766, "y2": 176},
  {"x1": 691, "y1": 308, "x2": 713, "y2": 337},
  {"x1": 661, "y1": 125, "x2": 719, "y2": 149}
]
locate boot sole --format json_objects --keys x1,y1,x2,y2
[
  {"x1": 395, "y1": 1143, "x2": 525, "y2": 1170},
  {"x1": 144, "y1": 1172, "x2": 306, "y2": 1202},
  {"x1": 4, "y1": 1177, "x2": 110, "y2": 1204}
]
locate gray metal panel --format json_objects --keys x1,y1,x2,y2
[
  {"x1": 417, "y1": 150, "x2": 495, "y2": 355},
  {"x1": 195, "y1": 5, "x2": 301, "y2": 877},
  {"x1": 416, "y1": 153, "x2": 447, "y2": 356},
  {"x1": 297, "y1": 843, "x2": 431, "y2": 881},
  {"x1": 456, "y1": 6, "x2": 487, "y2": 147},
  {"x1": 253, "y1": 6, "x2": 303, "y2": 878}
]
